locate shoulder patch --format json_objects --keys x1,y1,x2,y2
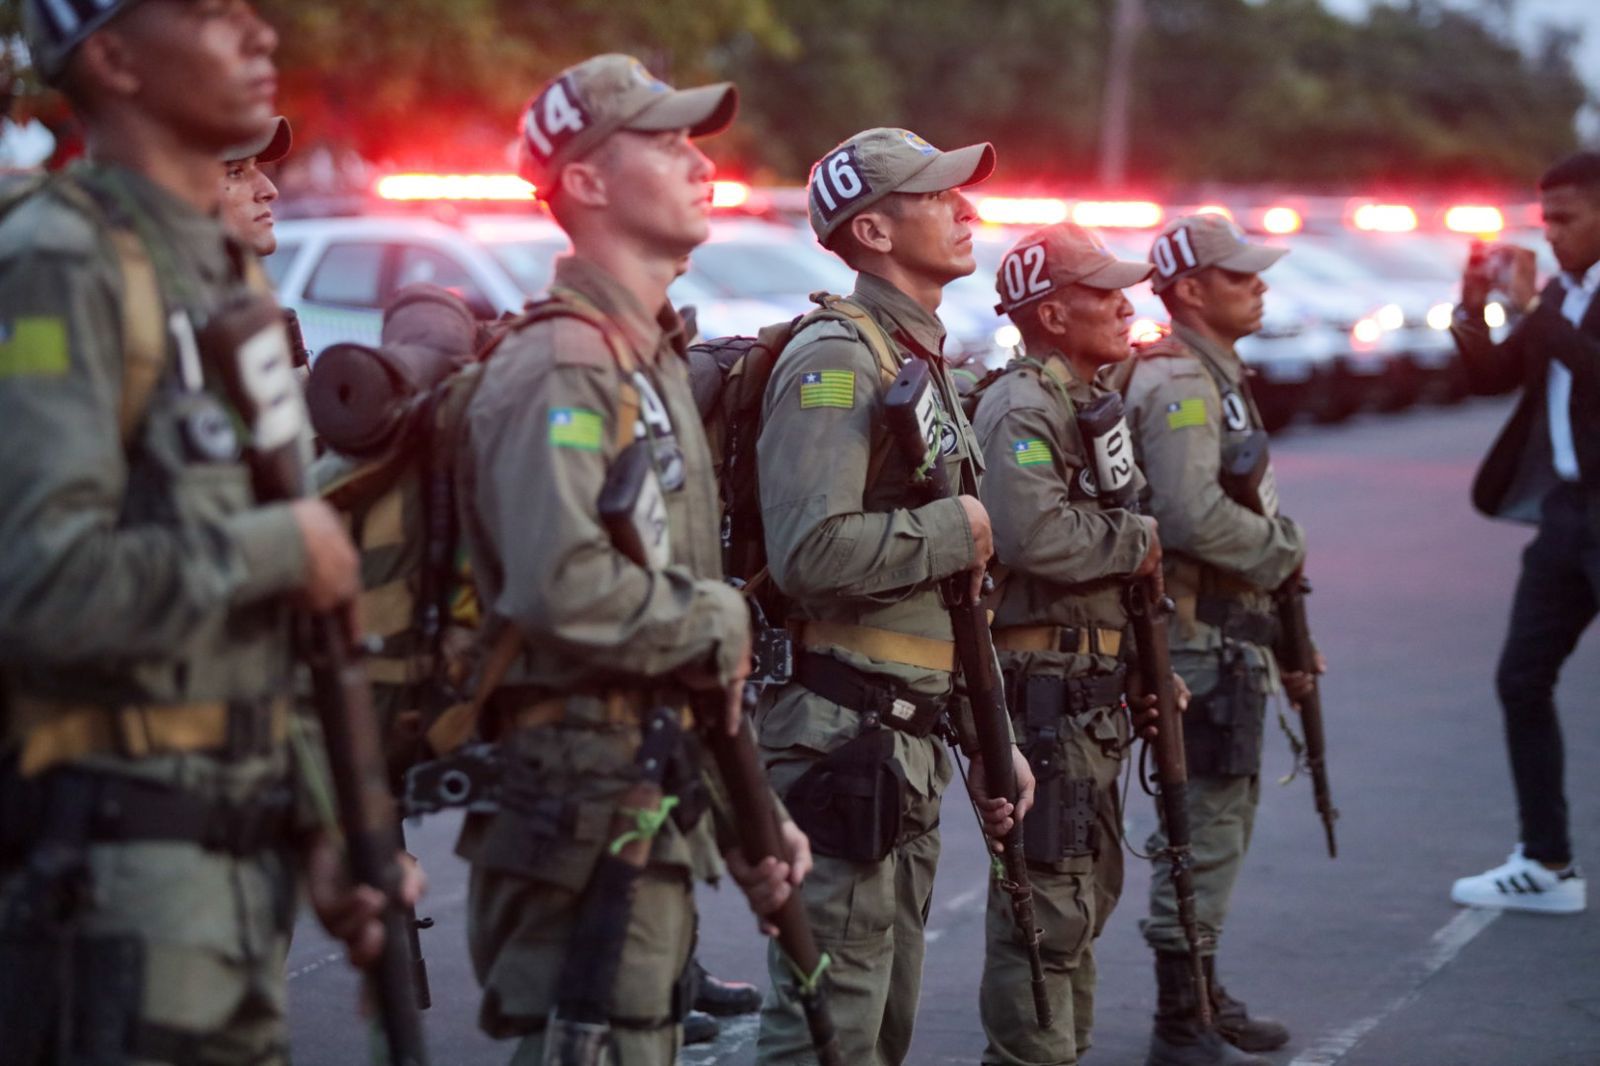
[
  {"x1": 0, "y1": 316, "x2": 69, "y2": 379},
  {"x1": 1165, "y1": 397, "x2": 1207, "y2": 429},
  {"x1": 547, "y1": 406, "x2": 604, "y2": 451},
  {"x1": 1012, "y1": 437, "x2": 1053, "y2": 466},
  {"x1": 799, "y1": 368, "x2": 855, "y2": 409}
]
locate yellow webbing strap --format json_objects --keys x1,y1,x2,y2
[
  {"x1": 792, "y1": 619, "x2": 955, "y2": 673},
  {"x1": 13, "y1": 697, "x2": 288, "y2": 778},
  {"x1": 991, "y1": 626, "x2": 1123, "y2": 657},
  {"x1": 424, "y1": 623, "x2": 523, "y2": 755},
  {"x1": 106, "y1": 226, "x2": 168, "y2": 449}
]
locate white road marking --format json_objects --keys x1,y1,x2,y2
[
  {"x1": 1286, "y1": 908, "x2": 1501, "y2": 1065},
  {"x1": 287, "y1": 951, "x2": 345, "y2": 981}
]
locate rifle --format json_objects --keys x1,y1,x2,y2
[
  {"x1": 598, "y1": 442, "x2": 844, "y2": 1066},
  {"x1": 1218, "y1": 430, "x2": 1338, "y2": 860},
  {"x1": 1275, "y1": 578, "x2": 1338, "y2": 858},
  {"x1": 882, "y1": 358, "x2": 1051, "y2": 1031},
  {"x1": 1075, "y1": 392, "x2": 1211, "y2": 1028},
  {"x1": 396, "y1": 820, "x2": 434, "y2": 1010},
  {"x1": 206, "y1": 296, "x2": 428, "y2": 1066}
]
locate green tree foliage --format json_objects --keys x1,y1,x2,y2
[{"x1": 2, "y1": 0, "x2": 1589, "y2": 186}]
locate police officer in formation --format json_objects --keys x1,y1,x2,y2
[
  {"x1": 1, "y1": 1, "x2": 418, "y2": 1062},
  {"x1": 0, "y1": 4, "x2": 1341, "y2": 1061},
  {"x1": 1123, "y1": 214, "x2": 1322, "y2": 1066},
  {"x1": 452, "y1": 54, "x2": 810, "y2": 1064},
  {"x1": 970, "y1": 222, "x2": 1167, "y2": 1066},
  {"x1": 752, "y1": 127, "x2": 1035, "y2": 1064}
]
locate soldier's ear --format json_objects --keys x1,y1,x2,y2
[
  {"x1": 556, "y1": 160, "x2": 609, "y2": 210},
  {"x1": 73, "y1": 29, "x2": 143, "y2": 100},
  {"x1": 1035, "y1": 295, "x2": 1072, "y2": 338},
  {"x1": 848, "y1": 210, "x2": 895, "y2": 256},
  {"x1": 1171, "y1": 275, "x2": 1206, "y2": 316}
]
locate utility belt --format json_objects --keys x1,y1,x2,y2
[
  {"x1": 0, "y1": 762, "x2": 296, "y2": 866},
  {"x1": 488, "y1": 687, "x2": 692, "y2": 735},
  {"x1": 792, "y1": 651, "x2": 946, "y2": 739},
  {"x1": 7, "y1": 695, "x2": 290, "y2": 779},
  {"x1": 1193, "y1": 596, "x2": 1280, "y2": 647},
  {"x1": 789, "y1": 619, "x2": 956, "y2": 673},
  {"x1": 1011, "y1": 669, "x2": 1128, "y2": 728},
  {"x1": 992, "y1": 624, "x2": 1125, "y2": 659}
]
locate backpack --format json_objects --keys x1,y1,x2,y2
[
  {"x1": 688, "y1": 292, "x2": 904, "y2": 616},
  {"x1": 310, "y1": 285, "x2": 638, "y2": 769}
]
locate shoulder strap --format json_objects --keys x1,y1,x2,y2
[
  {"x1": 807, "y1": 293, "x2": 903, "y2": 386},
  {"x1": 494, "y1": 288, "x2": 641, "y2": 448},
  {"x1": 33, "y1": 176, "x2": 168, "y2": 450}
]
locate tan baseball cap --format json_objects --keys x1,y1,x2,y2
[
  {"x1": 807, "y1": 127, "x2": 996, "y2": 244},
  {"x1": 994, "y1": 222, "x2": 1152, "y2": 315},
  {"x1": 223, "y1": 116, "x2": 292, "y2": 165},
  {"x1": 1148, "y1": 213, "x2": 1287, "y2": 293},
  {"x1": 517, "y1": 54, "x2": 737, "y2": 197}
]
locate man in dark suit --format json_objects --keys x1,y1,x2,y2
[{"x1": 1449, "y1": 151, "x2": 1600, "y2": 914}]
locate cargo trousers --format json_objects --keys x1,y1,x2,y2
[{"x1": 980, "y1": 670, "x2": 1130, "y2": 1066}]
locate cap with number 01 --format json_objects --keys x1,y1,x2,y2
[
  {"x1": 1148, "y1": 213, "x2": 1287, "y2": 294},
  {"x1": 994, "y1": 222, "x2": 1153, "y2": 315},
  {"x1": 807, "y1": 128, "x2": 996, "y2": 245},
  {"x1": 517, "y1": 53, "x2": 738, "y2": 198}
]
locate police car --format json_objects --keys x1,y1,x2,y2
[{"x1": 267, "y1": 177, "x2": 858, "y2": 357}]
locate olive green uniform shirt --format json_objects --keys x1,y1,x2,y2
[
  {"x1": 974, "y1": 350, "x2": 1150, "y2": 641},
  {"x1": 1122, "y1": 324, "x2": 1305, "y2": 653},
  {"x1": 457, "y1": 255, "x2": 749, "y2": 695},
  {"x1": 756, "y1": 271, "x2": 980, "y2": 796}
]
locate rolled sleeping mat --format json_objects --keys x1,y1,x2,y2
[{"x1": 306, "y1": 284, "x2": 480, "y2": 458}]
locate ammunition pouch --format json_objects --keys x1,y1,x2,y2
[
  {"x1": 1011, "y1": 672, "x2": 1121, "y2": 865},
  {"x1": 784, "y1": 726, "x2": 907, "y2": 864},
  {"x1": 1195, "y1": 597, "x2": 1279, "y2": 648},
  {"x1": 792, "y1": 651, "x2": 945, "y2": 738},
  {"x1": 1183, "y1": 644, "x2": 1269, "y2": 777}
]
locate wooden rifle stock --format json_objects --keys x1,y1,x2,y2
[
  {"x1": 208, "y1": 297, "x2": 428, "y2": 1065},
  {"x1": 883, "y1": 358, "x2": 1051, "y2": 1030},
  {"x1": 1074, "y1": 391, "x2": 1211, "y2": 1026}
]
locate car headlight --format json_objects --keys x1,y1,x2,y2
[
  {"x1": 993, "y1": 323, "x2": 1022, "y2": 350},
  {"x1": 1376, "y1": 303, "x2": 1405, "y2": 331},
  {"x1": 1426, "y1": 302, "x2": 1453, "y2": 331}
]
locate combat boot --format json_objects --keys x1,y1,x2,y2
[
  {"x1": 1145, "y1": 953, "x2": 1270, "y2": 1066},
  {"x1": 1205, "y1": 956, "x2": 1290, "y2": 1052},
  {"x1": 683, "y1": 1010, "x2": 720, "y2": 1046}
]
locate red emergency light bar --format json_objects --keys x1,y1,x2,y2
[
  {"x1": 1349, "y1": 201, "x2": 1418, "y2": 233},
  {"x1": 1260, "y1": 206, "x2": 1303, "y2": 235},
  {"x1": 376, "y1": 173, "x2": 537, "y2": 201},
  {"x1": 977, "y1": 196, "x2": 1070, "y2": 227},
  {"x1": 1444, "y1": 205, "x2": 1504, "y2": 236},
  {"x1": 711, "y1": 181, "x2": 751, "y2": 209},
  {"x1": 1072, "y1": 200, "x2": 1164, "y2": 229}
]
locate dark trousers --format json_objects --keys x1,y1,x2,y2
[{"x1": 1495, "y1": 482, "x2": 1600, "y2": 865}]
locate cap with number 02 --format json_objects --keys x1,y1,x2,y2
[
  {"x1": 807, "y1": 128, "x2": 995, "y2": 245},
  {"x1": 993, "y1": 222, "x2": 1152, "y2": 315},
  {"x1": 1147, "y1": 214, "x2": 1287, "y2": 294},
  {"x1": 517, "y1": 54, "x2": 738, "y2": 199}
]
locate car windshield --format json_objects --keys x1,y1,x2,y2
[
  {"x1": 480, "y1": 237, "x2": 570, "y2": 295},
  {"x1": 687, "y1": 238, "x2": 855, "y2": 299}
]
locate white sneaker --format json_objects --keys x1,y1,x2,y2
[{"x1": 1450, "y1": 845, "x2": 1586, "y2": 914}]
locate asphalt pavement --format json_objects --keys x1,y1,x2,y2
[{"x1": 288, "y1": 395, "x2": 1600, "y2": 1066}]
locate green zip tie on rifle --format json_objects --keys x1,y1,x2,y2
[
  {"x1": 990, "y1": 852, "x2": 1007, "y2": 881},
  {"x1": 783, "y1": 949, "x2": 834, "y2": 997},
  {"x1": 609, "y1": 795, "x2": 680, "y2": 855}
]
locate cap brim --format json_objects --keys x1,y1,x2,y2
[
  {"x1": 626, "y1": 83, "x2": 739, "y2": 138},
  {"x1": 224, "y1": 116, "x2": 291, "y2": 164},
  {"x1": 896, "y1": 142, "x2": 996, "y2": 194},
  {"x1": 1214, "y1": 244, "x2": 1287, "y2": 275},
  {"x1": 1078, "y1": 257, "x2": 1155, "y2": 290}
]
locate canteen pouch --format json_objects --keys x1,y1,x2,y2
[{"x1": 784, "y1": 726, "x2": 906, "y2": 863}]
